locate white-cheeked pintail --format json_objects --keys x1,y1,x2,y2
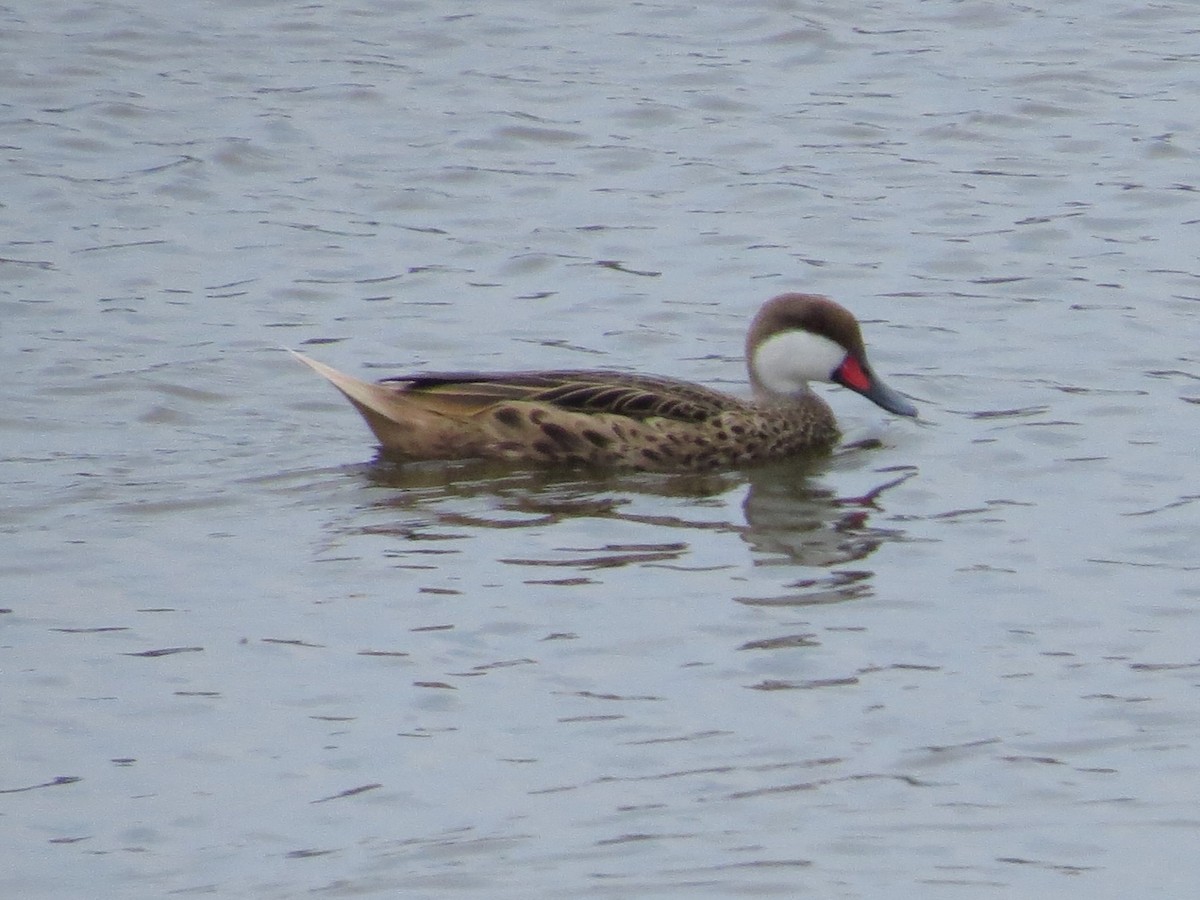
[{"x1": 291, "y1": 293, "x2": 917, "y2": 471}]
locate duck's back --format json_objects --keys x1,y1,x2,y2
[{"x1": 382, "y1": 369, "x2": 839, "y2": 470}]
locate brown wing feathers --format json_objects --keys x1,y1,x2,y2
[{"x1": 387, "y1": 371, "x2": 732, "y2": 423}]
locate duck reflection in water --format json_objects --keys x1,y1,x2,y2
[{"x1": 355, "y1": 449, "x2": 916, "y2": 606}]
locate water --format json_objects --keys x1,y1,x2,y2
[{"x1": 3, "y1": 1, "x2": 1199, "y2": 897}]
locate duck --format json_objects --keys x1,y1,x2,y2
[{"x1": 290, "y1": 292, "x2": 917, "y2": 471}]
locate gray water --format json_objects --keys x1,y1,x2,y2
[{"x1": 3, "y1": 1, "x2": 1199, "y2": 897}]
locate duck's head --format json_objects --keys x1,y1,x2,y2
[{"x1": 746, "y1": 293, "x2": 918, "y2": 418}]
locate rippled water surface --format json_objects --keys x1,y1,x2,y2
[{"x1": 4, "y1": 1, "x2": 1199, "y2": 897}]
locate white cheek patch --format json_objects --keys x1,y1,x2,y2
[{"x1": 751, "y1": 331, "x2": 847, "y2": 396}]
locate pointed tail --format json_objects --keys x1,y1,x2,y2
[{"x1": 287, "y1": 349, "x2": 453, "y2": 452}]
